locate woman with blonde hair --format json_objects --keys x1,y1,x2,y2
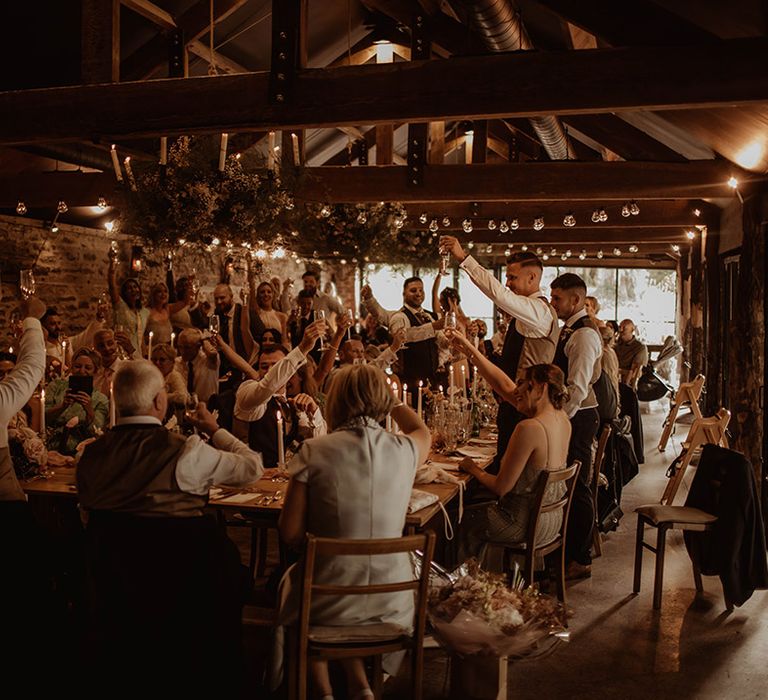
[
  {"x1": 150, "y1": 343, "x2": 187, "y2": 411},
  {"x1": 279, "y1": 363, "x2": 430, "y2": 700},
  {"x1": 145, "y1": 281, "x2": 192, "y2": 345}
]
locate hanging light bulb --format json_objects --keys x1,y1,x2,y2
[
  {"x1": 671, "y1": 244, "x2": 681, "y2": 252},
  {"x1": 563, "y1": 213, "x2": 576, "y2": 227},
  {"x1": 693, "y1": 208, "x2": 701, "y2": 217},
  {"x1": 442, "y1": 216, "x2": 451, "y2": 227},
  {"x1": 356, "y1": 210, "x2": 368, "y2": 224},
  {"x1": 211, "y1": 237, "x2": 221, "y2": 246},
  {"x1": 535, "y1": 247, "x2": 543, "y2": 255},
  {"x1": 591, "y1": 208, "x2": 600, "y2": 223},
  {"x1": 578, "y1": 250, "x2": 587, "y2": 261},
  {"x1": 628, "y1": 244, "x2": 639, "y2": 253},
  {"x1": 629, "y1": 200, "x2": 640, "y2": 216},
  {"x1": 467, "y1": 241, "x2": 474, "y2": 249},
  {"x1": 320, "y1": 205, "x2": 331, "y2": 218},
  {"x1": 97, "y1": 196, "x2": 108, "y2": 209},
  {"x1": 596, "y1": 249, "x2": 604, "y2": 259},
  {"x1": 520, "y1": 244, "x2": 528, "y2": 251},
  {"x1": 57, "y1": 200, "x2": 68, "y2": 214},
  {"x1": 686, "y1": 229, "x2": 696, "y2": 240},
  {"x1": 429, "y1": 218, "x2": 439, "y2": 233},
  {"x1": 499, "y1": 220, "x2": 510, "y2": 234},
  {"x1": 510, "y1": 218, "x2": 519, "y2": 231},
  {"x1": 550, "y1": 248, "x2": 557, "y2": 256},
  {"x1": 15, "y1": 201, "x2": 27, "y2": 215},
  {"x1": 542, "y1": 253, "x2": 549, "y2": 261},
  {"x1": 419, "y1": 212, "x2": 428, "y2": 224},
  {"x1": 104, "y1": 220, "x2": 114, "y2": 232},
  {"x1": 506, "y1": 245, "x2": 513, "y2": 256},
  {"x1": 598, "y1": 208, "x2": 608, "y2": 222},
  {"x1": 621, "y1": 202, "x2": 631, "y2": 218},
  {"x1": 273, "y1": 246, "x2": 286, "y2": 259},
  {"x1": 487, "y1": 219, "x2": 497, "y2": 231},
  {"x1": 485, "y1": 245, "x2": 493, "y2": 254},
  {"x1": 561, "y1": 253, "x2": 568, "y2": 261},
  {"x1": 393, "y1": 214, "x2": 404, "y2": 229},
  {"x1": 50, "y1": 223, "x2": 59, "y2": 233},
  {"x1": 462, "y1": 218, "x2": 473, "y2": 233},
  {"x1": 613, "y1": 247, "x2": 622, "y2": 256},
  {"x1": 533, "y1": 216, "x2": 545, "y2": 231}
]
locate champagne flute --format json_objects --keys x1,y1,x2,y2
[
  {"x1": 445, "y1": 311, "x2": 457, "y2": 331},
  {"x1": 439, "y1": 244, "x2": 451, "y2": 276},
  {"x1": 316, "y1": 309, "x2": 326, "y2": 350},
  {"x1": 114, "y1": 323, "x2": 129, "y2": 360},
  {"x1": 19, "y1": 269, "x2": 35, "y2": 299},
  {"x1": 345, "y1": 308, "x2": 354, "y2": 339},
  {"x1": 209, "y1": 315, "x2": 220, "y2": 335}
]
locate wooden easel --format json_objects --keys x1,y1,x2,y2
[
  {"x1": 660, "y1": 407, "x2": 730, "y2": 506},
  {"x1": 657, "y1": 374, "x2": 705, "y2": 451}
]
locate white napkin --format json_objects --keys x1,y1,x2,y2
[{"x1": 457, "y1": 446, "x2": 495, "y2": 459}]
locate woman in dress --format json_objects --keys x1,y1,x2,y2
[
  {"x1": 45, "y1": 348, "x2": 109, "y2": 455},
  {"x1": 251, "y1": 282, "x2": 289, "y2": 347},
  {"x1": 278, "y1": 364, "x2": 431, "y2": 700},
  {"x1": 145, "y1": 281, "x2": 191, "y2": 345},
  {"x1": 448, "y1": 331, "x2": 571, "y2": 558},
  {"x1": 108, "y1": 257, "x2": 149, "y2": 355}
]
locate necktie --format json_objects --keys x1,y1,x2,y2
[{"x1": 187, "y1": 360, "x2": 195, "y2": 393}]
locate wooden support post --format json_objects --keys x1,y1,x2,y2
[
  {"x1": 269, "y1": 0, "x2": 307, "y2": 104},
  {"x1": 81, "y1": 0, "x2": 120, "y2": 84},
  {"x1": 471, "y1": 120, "x2": 489, "y2": 164},
  {"x1": 168, "y1": 28, "x2": 186, "y2": 78},
  {"x1": 429, "y1": 122, "x2": 445, "y2": 164},
  {"x1": 407, "y1": 124, "x2": 429, "y2": 189},
  {"x1": 376, "y1": 125, "x2": 394, "y2": 165},
  {"x1": 704, "y1": 224, "x2": 722, "y2": 415},
  {"x1": 689, "y1": 232, "x2": 705, "y2": 378}
]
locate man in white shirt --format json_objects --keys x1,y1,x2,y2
[
  {"x1": 78, "y1": 359, "x2": 263, "y2": 516},
  {"x1": 282, "y1": 270, "x2": 344, "y2": 320},
  {"x1": 550, "y1": 272, "x2": 603, "y2": 580},
  {"x1": 234, "y1": 320, "x2": 326, "y2": 467},
  {"x1": 361, "y1": 278, "x2": 445, "y2": 393},
  {"x1": 42, "y1": 306, "x2": 107, "y2": 370},
  {"x1": 175, "y1": 328, "x2": 220, "y2": 403},
  {"x1": 93, "y1": 329, "x2": 126, "y2": 397},
  {"x1": 439, "y1": 236, "x2": 560, "y2": 472}
]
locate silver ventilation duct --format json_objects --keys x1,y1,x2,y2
[{"x1": 463, "y1": 0, "x2": 574, "y2": 160}]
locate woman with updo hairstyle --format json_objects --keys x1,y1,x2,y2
[
  {"x1": 278, "y1": 363, "x2": 431, "y2": 700},
  {"x1": 447, "y1": 329, "x2": 573, "y2": 558}
]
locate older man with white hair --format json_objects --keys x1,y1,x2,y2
[{"x1": 77, "y1": 360, "x2": 262, "y2": 516}]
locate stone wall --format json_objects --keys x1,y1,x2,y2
[{"x1": 0, "y1": 214, "x2": 356, "y2": 348}]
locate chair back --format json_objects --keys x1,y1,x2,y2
[
  {"x1": 523, "y1": 461, "x2": 582, "y2": 552},
  {"x1": 297, "y1": 531, "x2": 436, "y2": 647},
  {"x1": 591, "y1": 424, "x2": 613, "y2": 504}
]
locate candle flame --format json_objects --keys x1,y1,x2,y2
[{"x1": 276, "y1": 410, "x2": 282, "y2": 421}]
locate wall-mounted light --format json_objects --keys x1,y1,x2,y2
[{"x1": 130, "y1": 245, "x2": 144, "y2": 273}]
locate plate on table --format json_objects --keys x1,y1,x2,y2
[
  {"x1": 468, "y1": 438, "x2": 496, "y2": 446},
  {"x1": 456, "y1": 446, "x2": 496, "y2": 459}
]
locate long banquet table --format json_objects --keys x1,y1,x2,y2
[{"x1": 21, "y1": 437, "x2": 497, "y2": 534}]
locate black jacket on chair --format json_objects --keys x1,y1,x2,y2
[{"x1": 684, "y1": 444, "x2": 768, "y2": 607}]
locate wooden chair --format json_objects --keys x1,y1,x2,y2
[
  {"x1": 660, "y1": 408, "x2": 730, "y2": 506},
  {"x1": 658, "y1": 374, "x2": 705, "y2": 451},
  {"x1": 484, "y1": 462, "x2": 581, "y2": 606},
  {"x1": 632, "y1": 504, "x2": 721, "y2": 610},
  {"x1": 591, "y1": 424, "x2": 613, "y2": 559},
  {"x1": 293, "y1": 532, "x2": 436, "y2": 700}
]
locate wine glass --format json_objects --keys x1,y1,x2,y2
[
  {"x1": 114, "y1": 323, "x2": 129, "y2": 360},
  {"x1": 345, "y1": 308, "x2": 354, "y2": 339},
  {"x1": 316, "y1": 310, "x2": 326, "y2": 350},
  {"x1": 19, "y1": 269, "x2": 35, "y2": 299},
  {"x1": 209, "y1": 315, "x2": 220, "y2": 335},
  {"x1": 445, "y1": 311, "x2": 457, "y2": 331}
]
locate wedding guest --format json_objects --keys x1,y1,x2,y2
[
  {"x1": 45, "y1": 348, "x2": 108, "y2": 455},
  {"x1": 283, "y1": 270, "x2": 344, "y2": 321},
  {"x1": 249, "y1": 280, "x2": 289, "y2": 347},
  {"x1": 41, "y1": 303, "x2": 108, "y2": 371},
  {"x1": 549, "y1": 273, "x2": 603, "y2": 580},
  {"x1": 457, "y1": 364, "x2": 571, "y2": 561},
  {"x1": 615, "y1": 319, "x2": 648, "y2": 388},
  {"x1": 359, "y1": 312, "x2": 390, "y2": 348},
  {"x1": 585, "y1": 296, "x2": 605, "y2": 327},
  {"x1": 440, "y1": 236, "x2": 559, "y2": 474},
  {"x1": 289, "y1": 290, "x2": 321, "y2": 364},
  {"x1": 233, "y1": 321, "x2": 327, "y2": 467},
  {"x1": 1, "y1": 297, "x2": 46, "y2": 501},
  {"x1": 594, "y1": 326, "x2": 620, "y2": 424},
  {"x1": 151, "y1": 343, "x2": 188, "y2": 413},
  {"x1": 146, "y1": 281, "x2": 191, "y2": 345},
  {"x1": 108, "y1": 257, "x2": 149, "y2": 354},
  {"x1": 278, "y1": 363, "x2": 431, "y2": 700},
  {"x1": 93, "y1": 329, "x2": 126, "y2": 397},
  {"x1": 174, "y1": 329, "x2": 220, "y2": 404},
  {"x1": 213, "y1": 283, "x2": 255, "y2": 389},
  {"x1": 258, "y1": 328, "x2": 283, "y2": 352}
]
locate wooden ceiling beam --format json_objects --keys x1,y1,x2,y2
[
  {"x1": 6, "y1": 37, "x2": 768, "y2": 144},
  {"x1": 187, "y1": 40, "x2": 247, "y2": 74},
  {"x1": 120, "y1": 0, "x2": 246, "y2": 81},
  {"x1": 81, "y1": 0, "x2": 120, "y2": 84},
  {"x1": 294, "y1": 162, "x2": 758, "y2": 203},
  {"x1": 120, "y1": 0, "x2": 176, "y2": 30}
]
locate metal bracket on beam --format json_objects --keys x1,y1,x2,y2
[
  {"x1": 168, "y1": 29, "x2": 185, "y2": 78},
  {"x1": 357, "y1": 139, "x2": 369, "y2": 166},
  {"x1": 407, "y1": 124, "x2": 428, "y2": 188},
  {"x1": 412, "y1": 12, "x2": 430, "y2": 60},
  {"x1": 269, "y1": 3, "x2": 301, "y2": 104}
]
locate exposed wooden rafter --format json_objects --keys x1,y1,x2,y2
[{"x1": 4, "y1": 37, "x2": 768, "y2": 144}]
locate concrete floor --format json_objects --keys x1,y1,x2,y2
[{"x1": 241, "y1": 402, "x2": 768, "y2": 699}]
